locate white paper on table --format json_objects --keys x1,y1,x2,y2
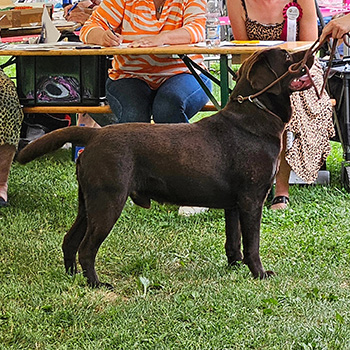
[
  {"x1": 41, "y1": 6, "x2": 61, "y2": 43},
  {"x1": 1, "y1": 41, "x2": 87, "y2": 50}
]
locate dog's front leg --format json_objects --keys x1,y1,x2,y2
[
  {"x1": 224, "y1": 209, "x2": 243, "y2": 266},
  {"x1": 239, "y1": 202, "x2": 274, "y2": 279}
]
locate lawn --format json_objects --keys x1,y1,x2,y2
[
  {"x1": 1, "y1": 58, "x2": 350, "y2": 349},
  {"x1": 0, "y1": 140, "x2": 349, "y2": 349}
]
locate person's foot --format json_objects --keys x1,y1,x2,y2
[
  {"x1": 0, "y1": 197, "x2": 8, "y2": 208},
  {"x1": 270, "y1": 196, "x2": 289, "y2": 210},
  {"x1": 178, "y1": 206, "x2": 209, "y2": 216},
  {"x1": 0, "y1": 183, "x2": 8, "y2": 208}
]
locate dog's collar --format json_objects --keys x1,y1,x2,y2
[{"x1": 236, "y1": 95, "x2": 282, "y2": 120}]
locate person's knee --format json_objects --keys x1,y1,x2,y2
[
  {"x1": 152, "y1": 92, "x2": 188, "y2": 123},
  {"x1": 106, "y1": 78, "x2": 153, "y2": 123},
  {"x1": 106, "y1": 93, "x2": 150, "y2": 124},
  {"x1": 106, "y1": 92, "x2": 122, "y2": 123}
]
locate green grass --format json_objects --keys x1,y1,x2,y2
[
  {"x1": 0, "y1": 56, "x2": 16, "y2": 81},
  {"x1": 0, "y1": 142, "x2": 350, "y2": 349},
  {"x1": 1, "y1": 57, "x2": 350, "y2": 349}
]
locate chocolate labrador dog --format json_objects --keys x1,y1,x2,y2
[{"x1": 17, "y1": 48, "x2": 314, "y2": 288}]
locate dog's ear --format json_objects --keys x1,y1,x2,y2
[{"x1": 247, "y1": 50, "x2": 282, "y2": 95}]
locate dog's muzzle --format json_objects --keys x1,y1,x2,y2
[{"x1": 289, "y1": 74, "x2": 313, "y2": 92}]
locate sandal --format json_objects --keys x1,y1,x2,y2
[
  {"x1": 270, "y1": 196, "x2": 289, "y2": 210},
  {"x1": 0, "y1": 197, "x2": 8, "y2": 208}
]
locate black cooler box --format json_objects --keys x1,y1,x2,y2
[{"x1": 16, "y1": 55, "x2": 109, "y2": 106}]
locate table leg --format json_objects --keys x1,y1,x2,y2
[{"x1": 219, "y1": 54, "x2": 229, "y2": 108}]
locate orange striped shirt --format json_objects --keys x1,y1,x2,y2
[{"x1": 80, "y1": 0, "x2": 207, "y2": 89}]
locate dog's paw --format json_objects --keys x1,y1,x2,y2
[
  {"x1": 257, "y1": 270, "x2": 275, "y2": 279},
  {"x1": 227, "y1": 258, "x2": 243, "y2": 269},
  {"x1": 65, "y1": 260, "x2": 78, "y2": 275},
  {"x1": 227, "y1": 254, "x2": 243, "y2": 266},
  {"x1": 90, "y1": 282, "x2": 114, "y2": 291}
]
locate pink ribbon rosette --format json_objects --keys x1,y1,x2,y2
[{"x1": 281, "y1": 2, "x2": 303, "y2": 41}]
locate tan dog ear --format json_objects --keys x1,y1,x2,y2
[{"x1": 247, "y1": 50, "x2": 282, "y2": 95}]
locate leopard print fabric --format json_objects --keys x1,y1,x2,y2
[
  {"x1": 246, "y1": 19, "x2": 285, "y2": 41},
  {"x1": 286, "y1": 62, "x2": 334, "y2": 182},
  {"x1": 241, "y1": 0, "x2": 334, "y2": 183},
  {"x1": 241, "y1": 0, "x2": 289, "y2": 41},
  {"x1": 0, "y1": 68, "x2": 24, "y2": 148}
]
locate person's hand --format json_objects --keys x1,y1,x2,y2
[
  {"x1": 63, "y1": 3, "x2": 74, "y2": 18},
  {"x1": 320, "y1": 14, "x2": 350, "y2": 42},
  {"x1": 64, "y1": 6, "x2": 91, "y2": 24},
  {"x1": 101, "y1": 30, "x2": 123, "y2": 47},
  {"x1": 64, "y1": 0, "x2": 100, "y2": 24},
  {"x1": 64, "y1": 0, "x2": 93, "y2": 13},
  {"x1": 85, "y1": 26, "x2": 123, "y2": 47},
  {"x1": 128, "y1": 34, "x2": 165, "y2": 47}
]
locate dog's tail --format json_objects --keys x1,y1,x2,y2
[{"x1": 17, "y1": 126, "x2": 97, "y2": 164}]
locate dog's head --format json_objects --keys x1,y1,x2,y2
[
  {"x1": 237, "y1": 48, "x2": 314, "y2": 96},
  {"x1": 230, "y1": 48, "x2": 315, "y2": 124}
]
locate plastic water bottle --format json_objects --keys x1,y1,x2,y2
[{"x1": 206, "y1": 0, "x2": 221, "y2": 47}]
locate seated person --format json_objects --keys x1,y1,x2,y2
[
  {"x1": 79, "y1": 0, "x2": 212, "y2": 215},
  {"x1": 227, "y1": 0, "x2": 335, "y2": 210},
  {"x1": 0, "y1": 69, "x2": 24, "y2": 207},
  {"x1": 79, "y1": 0, "x2": 212, "y2": 124}
]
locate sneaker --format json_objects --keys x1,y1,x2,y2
[{"x1": 178, "y1": 206, "x2": 209, "y2": 216}]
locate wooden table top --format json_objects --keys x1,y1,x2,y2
[{"x1": 0, "y1": 41, "x2": 313, "y2": 58}]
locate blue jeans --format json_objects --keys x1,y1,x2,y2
[{"x1": 105, "y1": 73, "x2": 212, "y2": 124}]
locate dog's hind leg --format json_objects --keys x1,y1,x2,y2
[
  {"x1": 239, "y1": 201, "x2": 274, "y2": 279},
  {"x1": 78, "y1": 190, "x2": 127, "y2": 288},
  {"x1": 62, "y1": 186, "x2": 87, "y2": 275},
  {"x1": 224, "y1": 209, "x2": 243, "y2": 266}
]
